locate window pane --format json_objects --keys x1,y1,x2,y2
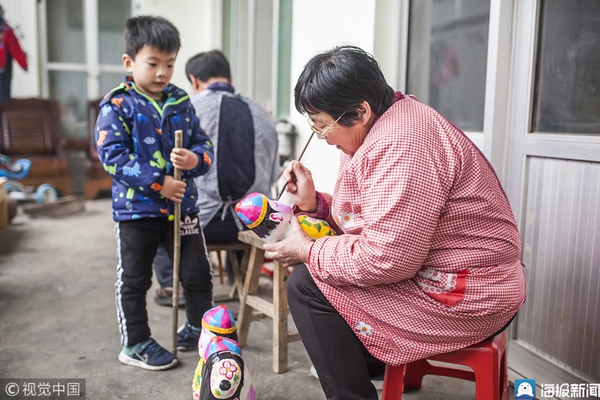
[
  {"x1": 100, "y1": 73, "x2": 125, "y2": 98},
  {"x1": 407, "y1": 0, "x2": 490, "y2": 131},
  {"x1": 254, "y1": 0, "x2": 274, "y2": 112},
  {"x1": 532, "y1": 0, "x2": 600, "y2": 134},
  {"x1": 49, "y1": 71, "x2": 87, "y2": 140},
  {"x1": 47, "y1": 0, "x2": 85, "y2": 63},
  {"x1": 276, "y1": 0, "x2": 293, "y2": 118},
  {"x1": 224, "y1": 0, "x2": 249, "y2": 96},
  {"x1": 99, "y1": 0, "x2": 131, "y2": 65},
  {"x1": 224, "y1": 0, "x2": 277, "y2": 113},
  {"x1": 223, "y1": 0, "x2": 233, "y2": 59}
]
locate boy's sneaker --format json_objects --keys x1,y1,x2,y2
[
  {"x1": 118, "y1": 339, "x2": 178, "y2": 371},
  {"x1": 177, "y1": 321, "x2": 200, "y2": 351},
  {"x1": 309, "y1": 364, "x2": 384, "y2": 391}
]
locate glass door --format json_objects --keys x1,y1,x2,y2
[
  {"x1": 397, "y1": 0, "x2": 513, "y2": 175},
  {"x1": 407, "y1": 0, "x2": 491, "y2": 133},
  {"x1": 40, "y1": 0, "x2": 131, "y2": 141},
  {"x1": 98, "y1": 0, "x2": 132, "y2": 97},
  {"x1": 505, "y1": 0, "x2": 600, "y2": 390}
]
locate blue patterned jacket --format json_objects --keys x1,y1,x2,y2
[{"x1": 95, "y1": 77, "x2": 214, "y2": 221}]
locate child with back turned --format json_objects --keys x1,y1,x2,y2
[{"x1": 95, "y1": 15, "x2": 214, "y2": 371}]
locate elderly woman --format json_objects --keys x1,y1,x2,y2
[{"x1": 263, "y1": 45, "x2": 525, "y2": 400}]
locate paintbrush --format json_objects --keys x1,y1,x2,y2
[{"x1": 276, "y1": 131, "x2": 315, "y2": 201}]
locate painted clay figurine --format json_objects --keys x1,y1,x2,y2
[
  {"x1": 197, "y1": 305, "x2": 238, "y2": 363},
  {"x1": 234, "y1": 192, "x2": 335, "y2": 243},
  {"x1": 193, "y1": 305, "x2": 256, "y2": 400},
  {"x1": 199, "y1": 337, "x2": 255, "y2": 400}
]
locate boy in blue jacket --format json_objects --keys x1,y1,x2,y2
[{"x1": 95, "y1": 15, "x2": 214, "y2": 371}]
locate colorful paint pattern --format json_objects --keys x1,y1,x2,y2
[{"x1": 235, "y1": 192, "x2": 335, "y2": 243}]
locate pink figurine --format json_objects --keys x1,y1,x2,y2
[
  {"x1": 234, "y1": 192, "x2": 294, "y2": 243},
  {"x1": 199, "y1": 337, "x2": 256, "y2": 400},
  {"x1": 193, "y1": 305, "x2": 256, "y2": 400},
  {"x1": 235, "y1": 192, "x2": 335, "y2": 243}
]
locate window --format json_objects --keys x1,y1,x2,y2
[
  {"x1": 43, "y1": 0, "x2": 131, "y2": 140},
  {"x1": 531, "y1": 0, "x2": 600, "y2": 134},
  {"x1": 222, "y1": 0, "x2": 293, "y2": 118},
  {"x1": 406, "y1": 0, "x2": 490, "y2": 132}
]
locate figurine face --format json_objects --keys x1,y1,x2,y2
[
  {"x1": 200, "y1": 351, "x2": 245, "y2": 400},
  {"x1": 209, "y1": 355, "x2": 242, "y2": 399},
  {"x1": 235, "y1": 193, "x2": 293, "y2": 243}
]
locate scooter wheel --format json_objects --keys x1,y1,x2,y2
[
  {"x1": 36, "y1": 184, "x2": 58, "y2": 203},
  {"x1": 5, "y1": 181, "x2": 26, "y2": 194}
]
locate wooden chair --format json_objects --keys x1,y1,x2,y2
[
  {"x1": 84, "y1": 98, "x2": 113, "y2": 199},
  {"x1": 0, "y1": 98, "x2": 72, "y2": 196}
]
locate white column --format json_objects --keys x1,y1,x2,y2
[
  {"x1": 84, "y1": 0, "x2": 100, "y2": 99},
  {"x1": 482, "y1": 0, "x2": 514, "y2": 181}
]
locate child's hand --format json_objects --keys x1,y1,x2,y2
[
  {"x1": 160, "y1": 175, "x2": 187, "y2": 203},
  {"x1": 170, "y1": 148, "x2": 199, "y2": 171}
]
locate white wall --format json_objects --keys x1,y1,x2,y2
[
  {"x1": 5, "y1": 0, "x2": 39, "y2": 98},
  {"x1": 132, "y1": 0, "x2": 222, "y2": 92},
  {"x1": 287, "y1": 0, "x2": 376, "y2": 197}
]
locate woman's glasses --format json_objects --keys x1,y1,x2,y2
[{"x1": 307, "y1": 111, "x2": 346, "y2": 139}]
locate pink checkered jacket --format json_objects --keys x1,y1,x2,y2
[{"x1": 305, "y1": 92, "x2": 526, "y2": 365}]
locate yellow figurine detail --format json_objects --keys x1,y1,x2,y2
[{"x1": 297, "y1": 215, "x2": 336, "y2": 239}]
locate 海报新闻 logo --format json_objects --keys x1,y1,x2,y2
[{"x1": 515, "y1": 379, "x2": 536, "y2": 399}]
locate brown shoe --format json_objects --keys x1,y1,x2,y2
[{"x1": 153, "y1": 286, "x2": 185, "y2": 307}]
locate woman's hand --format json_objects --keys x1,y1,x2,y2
[
  {"x1": 160, "y1": 175, "x2": 187, "y2": 202},
  {"x1": 263, "y1": 217, "x2": 315, "y2": 267},
  {"x1": 170, "y1": 148, "x2": 199, "y2": 171},
  {"x1": 282, "y1": 160, "x2": 317, "y2": 212}
]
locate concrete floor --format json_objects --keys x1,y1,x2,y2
[{"x1": 0, "y1": 198, "x2": 515, "y2": 399}]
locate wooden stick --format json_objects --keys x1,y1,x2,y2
[
  {"x1": 172, "y1": 130, "x2": 183, "y2": 356},
  {"x1": 276, "y1": 131, "x2": 315, "y2": 201}
]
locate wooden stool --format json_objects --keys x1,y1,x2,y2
[
  {"x1": 235, "y1": 230, "x2": 301, "y2": 373},
  {"x1": 381, "y1": 331, "x2": 508, "y2": 400},
  {"x1": 207, "y1": 242, "x2": 251, "y2": 302}
]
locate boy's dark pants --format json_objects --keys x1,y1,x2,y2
[
  {"x1": 154, "y1": 207, "x2": 245, "y2": 287},
  {"x1": 115, "y1": 214, "x2": 212, "y2": 346}
]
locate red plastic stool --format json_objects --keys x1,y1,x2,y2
[{"x1": 381, "y1": 330, "x2": 508, "y2": 400}]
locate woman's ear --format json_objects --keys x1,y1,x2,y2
[{"x1": 357, "y1": 101, "x2": 373, "y2": 126}]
